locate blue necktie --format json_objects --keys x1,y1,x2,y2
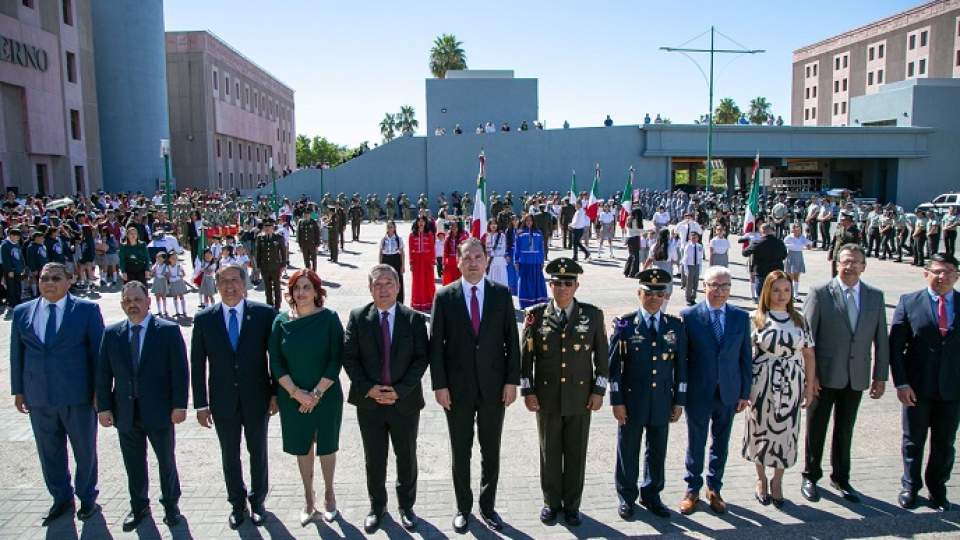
[
  {"x1": 711, "y1": 309, "x2": 724, "y2": 343},
  {"x1": 228, "y1": 308, "x2": 240, "y2": 350},
  {"x1": 44, "y1": 304, "x2": 57, "y2": 347}
]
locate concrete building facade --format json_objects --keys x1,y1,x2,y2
[
  {"x1": 792, "y1": 0, "x2": 960, "y2": 126},
  {"x1": 426, "y1": 70, "x2": 538, "y2": 135},
  {"x1": 0, "y1": 0, "x2": 102, "y2": 195},
  {"x1": 165, "y1": 30, "x2": 295, "y2": 192}
]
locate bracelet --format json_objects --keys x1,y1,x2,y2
[{"x1": 311, "y1": 388, "x2": 322, "y2": 400}]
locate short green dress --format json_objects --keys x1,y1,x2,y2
[{"x1": 269, "y1": 308, "x2": 344, "y2": 456}]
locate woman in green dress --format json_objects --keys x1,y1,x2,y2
[{"x1": 269, "y1": 268, "x2": 344, "y2": 526}]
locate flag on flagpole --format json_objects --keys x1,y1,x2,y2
[
  {"x1": 618, "y1": 167, "x2": 634, "y2": 228},
  {"x1": 566, "y1": 170, "x2": 577, "y2": 202},
  {"x1": 741, "y1": 152, "x2": 760, "y2": 238},
  {"x1": 586, "y1": 163, "x2": 601, "y2": 221},
  {"x1": 471, "y1": 151, "x2": 487, "y2": 238}
]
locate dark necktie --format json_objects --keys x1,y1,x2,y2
[
  {"x1": 711, "y1": 309, "x2": 724, "y2": 343},
  {"x1": 938, "y1": 295, "x2": 949, "y2": 337},
  {"x1": 380, "y1": 311, "x2": 391, "y2": 385},
  {"x1": 228, "y1": 308, "x2": 240, "y2": 350},
  {"x1": 44, "y1": 304, "x2": 57, "y2": 347},
  {"x1": 648, "y1": 316, "x2": 657, "y2": 340},
  {"x1": 558, "y1": 309, "x2": 568, "y2": 330},
  {"x1": 470, "y1": 285, "x2": 481, "y2": 335},
  {"x1": 130, "y1": 324, "x2": 142, "y2": 372}
]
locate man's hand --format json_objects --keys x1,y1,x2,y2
[
  {"x1": 612, "y1": 405, "x2": 628, "y2": 426},
  {"x1": 897, "y1": 385, "x2": 918, "y2": 407},
  {"x1": 587, "y1": 394, "x2": 603, "y2": 411},
  {"x1": 98, "y1": 411, "x2": 114, "y2": 428},
  {"x1": 524, "y1": 395, "x2": 540, "y2": 412},
  {"x1": 376, "y1": 387, "x2": 398, "y2": 405},
  {"x1": 670, "y1": 406, "x2": 683, "y2": 423},
  {"x1": 197, "y1": 409, "x2": 213, "y2": 428},
  {"x1": 810, "y1": 376, "x2": 822, "y2": 398},
  {"x1": 736, "y1": 399, "x2": 750, "y2": 413},
  {"x1": 869, "y1": 380, "x2": 885, "y2": 400},
  {"x1": 502, "y1": 384, "x2": 517, "y2": 406},
  {"x1": 434, "y1": 389, "x2": 452, "y2": 411},
  {"x1": 170, "y1": 409, "x2": 186, "y2": 424},
  {"x1": 13, "y1": 394, "x2": 28, "y2": 414}
]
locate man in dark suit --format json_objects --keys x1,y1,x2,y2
[
  {"x1": 802, "y1": 243, "x2": 888, "y2": 503},
  {"x1": 96, "y1": 281, "x2": 189, "y2": 530},
  {"x1": 343, "y1": 264, "x2": 429, "y2": 533},
  {"x1": 743, "y1": 223, "x2": 787, "y2": 299},
  {"x1": 10, "y1": 263, "x2": 105, "y2": 526},
  {"x1": 678, "y1": 265, "x2": 752, "y2": 515},
  {"x1": 890, "y1": 253, "x2": 960, "y2": 512},
  {"x1": 430, "y1": 237, "x2": 521, "y2": 533},
  {"x1": 191, "y1": 264, "x2": 278, "y2": 528}
]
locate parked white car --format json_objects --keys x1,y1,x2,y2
[{"x1": 916, "y1": 193, "x2": 960, "y2": 214}]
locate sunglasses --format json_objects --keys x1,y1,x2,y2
[{"x1": 550, "y1": 279, "x2": 576, "y2": 287}]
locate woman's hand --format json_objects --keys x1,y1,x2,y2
[
  {"x1": 316, "y1": 378, "x2": 335, "y2": 395},
  {"x1": 292, "y1": 388, "x2": 316, "y2": 407}
]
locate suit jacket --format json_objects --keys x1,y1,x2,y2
[
  {"x1": 429, "y1": 278, "x2": 521, "y2": 403},
  {"x1": 10, "y1": 295, "x2": 105, "y2": 407},
  {"x1": 342, "y1": 302, "x2": 429, "y2": 413},
  {"x1": 742, "y1": 234, "x2": 787, "y2": 278},
  {"x1": 804, "y1": 280, "x2": 889, "y2": 391},
  {"x1": 96, "y1": 316, "x2": 189, "y2": 433},
  {"x1": 889, "y1": 289, "x2": 960, "y2": 400},
  {"x1": 680, "y1": 302, "x2": 752, "y2": 408},
  {"x1": 190, "y1": 300, "x2": 277, "y2": 420}
]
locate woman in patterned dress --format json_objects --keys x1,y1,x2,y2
[{"x1": 743, "y1": 270, "x2": 817, "y2": 508}]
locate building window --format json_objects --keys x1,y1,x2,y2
[
  {"x1": 218, "y1": 172, "x2": 222, "y2": 188},
  {"x1": 65, "y1": 51, "x2": 76, "y2": 83},
  {"x1": 956, "y1": 50, "x2": 960, "y2": 67},
  {"x1": 229, "y1": 172, "x2": 234, "y2": 187},
  {"x1": 868, "y1": 72, "x2": 874, "y2": 85},
  {"x1": 878, "y1": 69, "x2": 884, "y2": 83},
  {"x1": 869, "y1": 47, "x2": 874, "y2": 61},
  {"x1": 812, "y1": 86, "x2": 817, "y2": 98},
  {"x1": 70, "y1": 110, "x2": 81, "y2": 140},
  {"x1": 22, "y1": 0, "x2": 33, "y2": 8},
  {"x1": 841, "y1": 101, "x2": 847, "y2": 114},
  {"x1": 842, "y1": 78, "x2": 847, "y2": 91},
  {"x1": 813, "y1": 64, "x2": 817, "y2": 76},
  {"x1": 879, "y1": 44, "x2": 884, "y2": 58},
  {"x1": 834, "y1": 80, "x2": 839, "y2": 93},
  {"x1": 213, "y1": 70, "x2": 218, "y2": 91},
  {"x1": 235, "y1": 82, "x2": 239, "y2": 99},
  {"x1": 909, "y1": 34, "x2": 916, "y2": 50},
  {"x1": 74, "y1": 165, "x2": 84, "y2": 193},
  {"x1": 843, "y1": 55, "x2": 848, "y2": 68},
  {"x1": 908, "y1": 61, "x2": 915, "y2": 77},
  {"x1": 919, "y1": 58, "x2": 926, "y2": 75},
  {"x1": 277, "y1": 128, "x2": 280, "y2": 141},
  {"x1": 62, "y1": 0, "x2": 73, "y2": 25},
  {"x1": 920, "y1": 30, "x2": 927, "y2": 47},
  {"x1": 245, "y1": 88, "x2": 249, "y2": 106},
  {"x1": 834, "y1": 103, "x2": 838, "y2": 115},
  {"x1": 216, "y1": 139, "x2": 221, "y2": 158},
  {"x1": 812, "y1": 107, "x2": 816, "y2": 119},
  {"x1": 835, "y1": 57, "x2": 840, "y2": 70},
  {"x1": 247, "y1": 145, "x2": 251, "y2": 160},
  {"x1": 805, "y1": 66, "x2": 810, "y2": 78},
  {"x1": 228, "y1": 141, "x2": 232, "y2": 159},
  {"x1": 225, "y1": 76, "x2": 230, "y2": 95},
  {"x1": 256, "y1": 147, "x2": 260, "y2": 162}
]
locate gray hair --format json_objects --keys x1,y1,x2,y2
[
  {"x1": 457, "y1": 237, "x2": 487, "y2": 258},
  {"x1": 41, "y1": 262, "x2": 72, "y2": 279},
  {"x1": 837, "y1": 243, "x2": 866, "y2": 262},
  {"x1": 368, "y1": 263, "x2": 399, "y2": 285},
  {"x1": 702, "y1": 265, "x2": 732, "y2": 284},
  {"x1": 216, "y1": 263, "x2": 248, "y2": 284},
  {"x1": 121, "y1": 280, "x2": 149, "y2": 298}
]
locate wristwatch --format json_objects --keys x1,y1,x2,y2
[{"x1": 311, "y1": 388, "x2": 322, "y2": 400}]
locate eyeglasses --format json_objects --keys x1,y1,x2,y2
[
  {"x1": 550, "y1": 279, "x2": 576, "y2": 287},
  {"x1": 705, "y1": 282, "x2": 731, "y2": 290},
  {"x1": 39, "y1": 275, "x2": 64, "y2": 283}
]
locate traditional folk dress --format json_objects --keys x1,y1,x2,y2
[
  {"x1": 379, "y1": 233, "x2": 405, "y2": 303},
  {"x1": 513, "y1": 227, "x2": 548, "y2": 308},
  {"x1": 408, "y1": 231, "x2": 435, "y2": 311},
  {"x1": 442, "y1": 231, "x2": 468, "y2": 285},
  {"x1": 485, "y1": 231, "x2": 509, "y2": 287}
]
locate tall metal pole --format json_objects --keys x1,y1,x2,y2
[
  {"x1": 269, "y1": 156, "x2": 278, "y2": 213},
  {"x1": 706, "y1": 26, "x2": 715, "y2": 191},
  {"x1": 164, "y1": 153, "x2": 172, "y2": 220}
]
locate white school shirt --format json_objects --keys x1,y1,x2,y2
[
  {"x1": 682, "y1": 242, "x2": 704, "y2": 267},
  {"x1": 784, "y1": 234, "x2": 811, "y2": 252},
  {"x1": 709, "y1": 237, "x2": 729, "y2": 255}
]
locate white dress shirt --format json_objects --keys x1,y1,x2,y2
[
  {"x1": 128, "y1": 313, "x2": 152, "y2": 356},
  {"x1": 33, "y1": 295, "x2": 68, "y2": 343},
  {"x1": 460, "y1": 276, "x2": 486, "y2": 321},
  {"x1": 377, "y1": 303, "x2": 397, "y2": 337},
  {"x1": 570, "y1": 208, "x2": 589, "y2": 229},
  {"x1": 221, "y1": 299, "x2": 245, "y2": 334},
  {"x1": 834, "y1": 277, "x2": 861, "y2": 311}
]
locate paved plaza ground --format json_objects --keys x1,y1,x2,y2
[{"x1": 1, "y1": 223, "x2": 958, "y2": 539}]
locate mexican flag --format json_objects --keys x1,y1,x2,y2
[
  {"x1": 741, "y1": 152, "x2": 760, "y2": 239},
  {"x1": 566, "y1": 170, "x2": 577, "y2": 202},
  {"x1": 586, "y1": 163, "x2": 601, "y2": 221},
  {"x1": 618, "y1": 167, "x2": 634, "y2": 228},
  {"x1": 470, "y1": 151, "x2": 486, "y2": 238}
]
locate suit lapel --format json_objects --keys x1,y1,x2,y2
[
  {"x1": 477, "y1": 279, "x2": 492, "y2": 336},
  {"x1": 391, "y1": 306, "x2": 407, "y2": 358},
  {"x1": 829, "y1": 281, "x2": 854, "y2": 334},
  {"x1": 120, "y1": 320, "x2": 133, "y2": 368},
  {"x1": 369, "y1": 304, "x2": 385, "y2": 357},
  {"x1": 211, "y1": 302, "x2": 233, "y2": 350},
  {"x1": 953, "y1": 289, "x2": 960, "y2": 334},
  {"x1": 50, "y1": 295, "x2": 76, "y2": 348},
  {"x1": 139, "y1": 317, "x2": 158, "y2": 369}
]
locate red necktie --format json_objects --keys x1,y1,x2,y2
[
  {"x1": 380, "y1": 311, "x2": 391, "y2": 385},
  {"x1": 470, "y1": 285, "x2": 481, "y2": 335},
  {"x1": 938, "y1": 295, "x2": 949, "y2": 337}
]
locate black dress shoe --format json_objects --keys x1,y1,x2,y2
[
  {"x1": 42, "y1": 501, "x2": 75, "y2": 526},
  {"x1": 898, "y1": 490, "x2": 918, "y2": 509},
  {"x1": 398, "y1": 508, "x2": 417, "y2": 531},
  {"x1": 929, "y1": 497, "x2": 952, "y2": 512},
  {"x1": 250, "y1": 507, "x2": 266, "y2": 526},
  {"x1": 163, "y1": 508, "x2": 183, "y2": 527},
  {"x1": 228, "y1": 509, "x2": 246, "y2": 529},
  {"x1": 801, "y1": 478, "x2": 820, "y2": 502},
  {"x1": 479, "y1": 509, "x2": 503, "y2": 531},
  {"x1": 122, "y1": 507, "x2": 151, "y2": 532},
  {"x1": 563, "y1": 510, "x2": 581, "y2": 527},
  {"x1": 617, "y1": 502, "x2": 635, "y2": 520},
  {"x1": 77, "y1": 502, "x2": 101, "y2": 521},
  {"x1": 539, "y1": 506, "x2": 559, "y2": 524},
  {"x1": 642, "y1": 499, "x2": 671, "y2": 518},
  {"x1": 830, "y1": 480, "x2": 860, "y2": 503},
  {"x1": 363, "y1": 510, "x2": 383, "y2": 533},
  {"x1": 452, "y1": 511, "x2": 469, "y2": 534}
]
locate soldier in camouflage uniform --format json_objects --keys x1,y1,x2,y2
[
  {"x1": 296, "y1": 206, "x2": 321, "y2": 270},
  {"x1": 461, "y1": 193, "x2": 472, "y2": 218},
  {"x1": 399, "y1": 193, "x2": 412, "y2": 221},
  {"x1": 255, "y1": 218, "x2": 286, "y2": 309},
  {"x1": 521, "y1": 257, "x2": 609, "y2": 527},
  {"x1": 385, "y1": 193, "x2": 396, "y2": 221},
  {"x1": 326, "y1": 206, "x2": 341, "y2": 262},
  {"x1": 348, "y1": 198, "x2": 364, "y2": 241},
  {"x1": 417, "y1": 193, "x2": 429, "y2": 213}
]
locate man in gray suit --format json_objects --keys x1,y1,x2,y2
[{"x1": 801, "y1": 243, "x2": 889, "y2": 503}]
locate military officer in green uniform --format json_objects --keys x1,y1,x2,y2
[
  {"x1": 461, "y1": 193, "x2": 472, "y2": 218},
  {"x1": 296, "y1": 205, "x2": 321, "y2": 270},
  {"x1": 609, "y1": 268, "x2": 687, "y2": 520},
  {"x1": 326, "y1": 206, "x2": 341, "y2": 262},
  {"x1": 336, "y1": 202, "x2": 347, "y2": 251},
  {"x1": 385, "y1": 193, "x2": 396, "y2": 221},
  {"x1": 399, "y1": 193, "x2": 411, "y2": 221},
  {"x1": 417, "y1": 193, "x2": 428, "y2": 213},
  {"x1": 521, "y1": 257, "x2": 609, "y2": 527},
  {"x1": 255, "y1": 218, "x2": 286, "y2": 309},
  {"x1": 828, "y1": 211, "x2": 861, "y2": 277},
  {"x1": 348, "y1": 199, "x2": 364, "y2": 241}
]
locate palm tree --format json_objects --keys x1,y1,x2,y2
[
  {"x1": 748, "y1": 97, "x2": 772, "y2": 125},
  {"x1": 714, "y1": 98, "x2": 741, "y2": 124},
  {"x1": 397, "y1": 105, "x2": 419, "y2": 135},
  {"x1": 380, "y1": 113, "x2": 396, "y2": 143},
  {"x1": 429, "y1": 34, "x2": 467, "y2": 79}
]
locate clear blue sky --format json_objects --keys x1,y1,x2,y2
[{"x1": 165, "y1": 0, "x2": 919, "y2": 147}]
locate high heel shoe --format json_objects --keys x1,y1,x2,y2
[
  {"x1": 755, "y1": 479, "x2": 771, "y2": 506},
  {"x1": 322, "y1": 494, "x2": 338, "y2": 522},
  {"x1": 299, "y1": 507, "x2": 317, "y2": 527},
  {"x1": 770, "y1": 477, "x2": 785, "y2": 509}
]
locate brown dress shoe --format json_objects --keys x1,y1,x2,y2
[
  {"x1": 679, "y1": 492, "x2": 699, "y2": 515},
  {"x1": 706, "y1": 489, "x2": 726, "y2": 514}
]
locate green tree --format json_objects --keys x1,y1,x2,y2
[
  {"x1": 429, "y1": 34, "x2": 467, "y2": 79},
  {"x1": 380, "y1": 113, "x2": 397, "y2": 142},
  {"x1": 748, "y1": 96, "x2": 772, "y2": 125},
  {"x1": 295, "y1": 134, "x2": 315, "y2": 167},
  {"x1": 310, "y1": 136, "x2": 349, "y2": 166},
  {"x1": 397, "y1": 105, "x2": 419, "y2": 135},
  {"x1": 714, "y1": 98, "x2": 741, "y2": 124},
  {"x1": 661, "y1": 117, "x2": 672, "y2": 124}
]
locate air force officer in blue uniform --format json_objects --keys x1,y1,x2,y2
[{"x1": 609, "y1": 268, "x2": 687, "y2": 519}]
